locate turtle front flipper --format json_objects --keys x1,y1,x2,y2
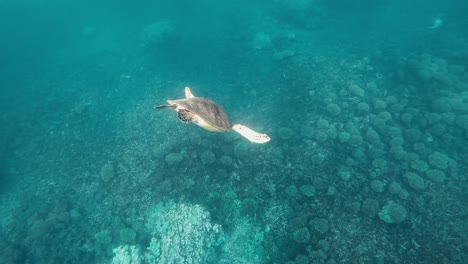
[
  {"x1": 232, "y1": 124, "x2": 270, "y2": 144},
  {"x1": 185, "y1": 87, "x2": 195, "y2": 98}
]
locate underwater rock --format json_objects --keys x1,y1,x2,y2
[
  {"x1": 165, "y1": 153, "x2": 183, "y2": 166},
  {"x1": 368, "y1": 146, "x2": 386, "y2": 159},
  {"x1": 348, "y1": 134, "x2": 363, "y2": 146},
  {"x1": 441, "y1": 112, "x2": 456, "y2": 125},
  {"x1": 410, "y1": 160, "x2": 429, "y2": 173},
  {"x1": 313, "y1": 177, "x2": 326, "y2": 191},
  {"x1": 69, "y1": 209, "x2": 80, "y2": 221},
  {"x1": 311, "y1": 154, "x2": 325, "y2": 165},
  {"x1": 348, "y1": 84, "x2": 365, "y2": 97},
  {"x1": 292, "y1": 227, "x2": 310, "y2": 243},
  {"x1": 94, "y1": 229, "x2": 112, "y2": 244},
  {"x1": 299, "y1": 185, "x2": 315, "y2": 197},
  {"x1": 315, "y1": 131, "x2": 328, "y2": 142},
  {"x1": 450, "y1": 98, "x2": 468, "y2": 114},
  {"x1": 200, "y1": 150, "x2": 216, "y2": 165},
  {"x1": 373, "y1": 99, "x2": 387, "y2": 110},
  {"x1": 455, "y1": 115, "x2": 468, "y2": 131},
  {"x1": 344, "y1": 201, "x2": 361, "y2": 215},
  {"x1": 385, "y1": 96, "x2": 398, "y2": 105},
  {"x1": 388, "y1": 182, "x2": 402, "y2": 195},
  {"x1": 366, "y1": 82, "x2": 378, "y2": 93},
  {"x1": 428, "y1": 152, "x2": 450, "y2": 170},
  {"x1": 372, "y1": 118, "x2": 388, "y2": 131},
  {"x1": 338, "y1": 167, "x2": 352, "y2": 181},
  {"x1": 326, "y1": 186, "x2": 337, "y2": 197},
  {"x1": 405, "y1": 172, "x2": 426, "y2": 191},
  {"x1": 317, "y1": 240, "x2": 330, "y2": 252},
  {"x1": 361, "y1": 199, "x2": 379, "y2": 217},
  {"x1": 390, "y1": 124, "x2": 405, "y2": 138},
  {"x1": 370, "y1": 180, "x2": 384, "y2": 193},
  {"x1": 337, "y1": 132, "x2": 350, "y2": 143},
  {"x1": 379, "y1": 202, "x2": 407, "y2": 224},
  {"x1": 285, "y1": 185, "x2": 298, "y2": 197},
  {"x1": 327, "y1": 128, "x2": 337, "y2": 140},
  {"x1": 310, "y1": 218, "x2": 329, "y2": 234},
  {"x1": 301, "y1": 126, "x2": 315, "y2": 138},
  {"x1": 352, "y1": 147, "x2": 367, "y2": 162},
  {"x1": 215, "y1": 169, "x2": 228, "y2": 180},
  {"x1": 100, "y1": 162, "x2": 115, "y2": 183},
  {"x1": 219, "y1": 155, "x2": 233, "y2": 167},
  {"x1": 431, "y1": 97, "x2": 452, "y2": 113},
  {"x1": 412, "y1": 143, "x2": 426, "y2": 155},
  {"x1": 407, "y1": 54, "x2": 462, "y2": 87},
  {"x1": 152, "y1": 143, "x2": 173, "y2": 160},
  {"x1": 119, "y1": 228, "x2": 136, "y2": 243},
  {"x1": 366, "y1": 129, "x2": 382, "y2": 146},
  {"x1": 372, "y1": 158, "x2": 387, "y2": 171},
  {"x1": 426, "y1": 169, "x2": 446, "y2": 183},
  {"x1": 345, "y1": 158, "x2": 355, "y2": 167},
  {"x1": 378, "y1": 111, "x2": 392, "y2": 121},
  {"x1": 428, "y1": 123, "x2": 446, "y2": 136},
  {"x1": 316, "y1": 119, "x2": 329, "y2": 129},
  {"x1": 357, "y1": 102, "x2": 370, "y2": 112},
  {"x1": 389, "y1": 137, "x2": 404, "y2": 147},
  {"x1": 405, "y1": 128, "x2": 422, "y2": 143},
  {"x1": 400, "y1": 113, "x2": 414, "y2": 126},
  {"x1": 390, "y1": 103, "x2": 405, "y2": 113},
  {"x1": 326, "y1": 103, "x2": 341, "y2": 116},
  {"x1": 398, "y1": 189, "x2": 410, "y2": 200}
]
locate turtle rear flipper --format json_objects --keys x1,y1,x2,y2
[
  {"x1": 232, "y1": 124, "x2": 270, "y2": 144},
  {"x1": 177, "y1": 109, "x2": 195, "y2": 123}
]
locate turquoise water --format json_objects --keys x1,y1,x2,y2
[{"x1": 1, "y1": 1, "x2": 467, "y2": 263}]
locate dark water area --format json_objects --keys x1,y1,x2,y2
[{"x1": 1, "y1": 1, "x2": 467, "y2": 263}]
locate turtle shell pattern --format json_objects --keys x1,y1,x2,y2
[{"x1": 170, "y1": 97, "x2": 232, "y2": 131}]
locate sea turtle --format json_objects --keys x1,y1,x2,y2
[{"x1": 155, "y1": 87, "x2": 270, "y2": 143}]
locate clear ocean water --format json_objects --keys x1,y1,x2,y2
[{"x1": 1, "y1": 1, "x2": 467, "y2": 263}]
